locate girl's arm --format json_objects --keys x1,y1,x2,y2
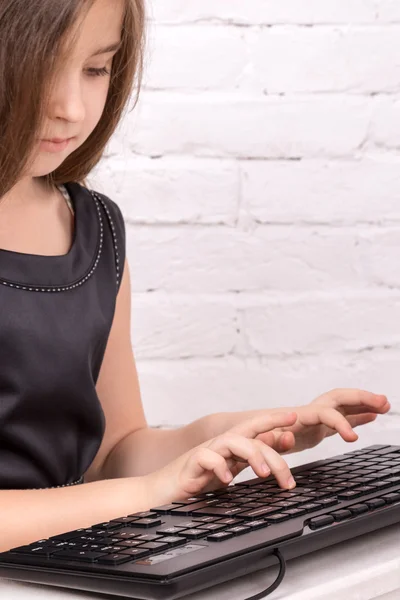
[
  {"x1": 85, "y1": 259, "x2": 217, "y2": 482},
  {"x1": 0, "y1": 476, "x2": 152, "y2": 553},
  {"x1": 1, "y1": 412, "x2": 297, "y2": 553}
]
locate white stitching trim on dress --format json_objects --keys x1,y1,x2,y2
[{"x1": 0, "y1": 189, "x2": 119, "y2": 292}]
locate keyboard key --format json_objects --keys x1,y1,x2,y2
[
  {"x1": 318, "y1": 498, "x2": 339, "y2": 508},
  {"x1": 92, "y1": 521, "x2": 121, "y2": 531},
  {"x1": 118, "y1": 548, "x2": 151, "y2": 558},
  {"x1": 386, "y1": 477, "x2": 400, "y2": 485},
  {"x1": 382, "y1": 492, "x2": 400, "y2": 504},
  {"x1": 306, "y1": 490, "x2": 331, "y2": 500},
  {"x1": 285, "y1": 508, "x2": 307, "y2": 517},
  {"x1": 78, "y1": 543, "x2": 104, "y2": 551},
  {"x1": 266, "y1": 514, "x2": 291, "y2": 524},
  {"x1": 351, "y1": 486, "x2": 375, "y2": 496},
  {"x1": 99, "y1": 545, "x2": 120, "y2": 553},
  {"x1": 12, "y1": 545, "x2": 53, "y2": 557},
  {"x1": 193, "y1": 507, "x2": 244, "y2": 517},
  {"x1": 372, "y1": 447, "x2": 399, "y2": 455},
  {"x1": 178, "y1": 521, "x2": 205, "y2": 529},
  {"x1": 225, "y1": 525, "x2": 251, "y2": 536},
  {"x1": 114, "y1": 531, "x2": 138, "y2": 540},
  {"x1": 301, "y1": 503, "x2": 322, "y2": 512},
  {"x1": 135, "y1": 534, "x2": 163, "y2": 542},
  {"x1": 130, "y1": 511, "x2": 158, "y2": 518},
  {"x1": 133, "y1": 518, "x2": 162, "y2": 528},
  {"x1": 52, "y1": 550, "x2": 105, "y2": 562},
  {"x1": 152, "y1": 504, "x2": 184, "y2": 514},
  {"x1": 348, "y1": 504, "x2": 369, "y2": 516},
  {"x1": 138, "y1": 542, "x2": 169, "y2": 551},
  {"x1": 239, "y1": 507, "x2": 280, "y2": 520},
  {"x1": 207, "y1": 531, "x2": 234, "y2": 542},
  {"x1": 373, "y1": 481, "x2": 392, "y2": 490},
  {"x1": 171, "y1": 502, "x2": 219, "y2": 515},
  {"x1": 331, "y1": 509, "x2": 351, "y2": 521},
  {"x1": 52, "y1": 529, "x2": 97, "y2": 541},
  {"x1": 308, "y1": 515, "x2": 335, "y2": 530},
  {"x1": 200, "y1": 523, "x2": 227, "y2": 532},
  {"x1": 113, "y1": 517, "x2": 139, "y2": 526},
  {"x1": 217, "y1": 518, "x2": 244, "y2": 526},
  {"x1": 173, "y1": 497, "x2": 204, "y2": 504},
  {"x1": 246, "y1": 520, "x2": 270, "y2": 530},
  {"x1": 97, "y1": 553, "x2": 137, "y2": 565},
  {"x1": 274, "y1": 501, "x2": 297, "y2": 509},
  {"x1": 180, "y1": 529, "x2": 208, "y2": 539},
  {"x1": 118, "y1": 540, "x2": 143, "y2": 548},
  {"x1": 337, "y1": 490, "x2": 361, "y2": 500},
  {"x1": 192, "y1": 516, "x2": 222, "y2": 524},
  {"x1": 156, "y1": 526, "x2": 186, "y2": 535},
  {"x1": 160, "y1": 537, "x2": 187, "y2": 547},
  {"x1": 365, "y1": 498, "x2": 386, "y2": 510}
]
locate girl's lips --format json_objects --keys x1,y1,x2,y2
[{"x1": 39, "y1": 138, "x2": 74, "y2": 153}]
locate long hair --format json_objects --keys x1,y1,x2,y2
[{"x1": 0, "y1": 0, "x2": 146, "y2": 197}]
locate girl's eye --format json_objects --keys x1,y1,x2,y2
[{"x1": 86, "y1": 67, "x2": 111, "y2": 77}]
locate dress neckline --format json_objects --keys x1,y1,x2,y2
[
  {"x1": 0, "y1": 183, "x2": 77, "y2": 260},
  {"x1": 0, "y1": 182, "x2": 104, "y2": 291}
]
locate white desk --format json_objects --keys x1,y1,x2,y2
[{"x1": 1, "y1": 420, "x2": 400, "y2": 600}]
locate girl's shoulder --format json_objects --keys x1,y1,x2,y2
[
  {"x1": 67, "y1": 180, "x2": 126, "y2": 242},
  {"x1": 89, "y1": 186, "x2": 125, "y2": 239},
  {"x1": 67, "y1": 181, "x2": 126, "y2": 291}
]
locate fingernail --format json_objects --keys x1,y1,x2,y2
[
  {"x1": 287, "y1": 476, "x2": 296, "y2": 489},
  {"x1": 225, "y1": 471, "x2": 233, "y2": 482},
  {"x1": 261, "y1": 463, "x2": 270, "y2": 476}
]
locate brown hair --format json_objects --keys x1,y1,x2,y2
[{"x1": 0, "y1": 0, "x2": 146, "y2": 198}]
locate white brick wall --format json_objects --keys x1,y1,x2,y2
[{"x1": 88, "y1": 1, "x2": 400, "y2": 433}]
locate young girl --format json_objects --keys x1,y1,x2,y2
[{"x1": 0, "y1": 0, "x2": 390, "y2": 553}]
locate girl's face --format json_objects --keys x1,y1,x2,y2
[{"x1": 33, "y1": 0, "x2": 125, "y2": 176}]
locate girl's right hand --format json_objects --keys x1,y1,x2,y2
[{"x1": 146, "y1": 412, "x2": 298, "y2": 506}]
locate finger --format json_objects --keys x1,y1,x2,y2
[
  {"x1": 342, "y1": 402, "x2": 391, "y2": 416},
  {"x1": 229, "y1": 412, "x2": 298, "y2": 440},
  {"x1": 347, "y1": 413, "x2": 378, "y2": 428},
  {"x1": 317, "y1": 407, "x2": 358, "y2": 441},
  {"x1": 255, "y1": 441, "x2": 296, "y2": 489},
  {"x1": 186, "y1": 447, "x2": 233, "y2": 485},
  {"x1": 208, "y1": 433, "x2": 272, "y2": 479},
  {"x1": 257, "y1": 430, "x2": 296, "y2": 454},
  {"x1": 277, "y1": 431, "x2": 296, "y2": 453},
  {"x1": 209, "y1": 434, "x2": 296, "y2": 489},
  {"x1": 321, "y1": 389, "x2": 390, "y2": 412}
]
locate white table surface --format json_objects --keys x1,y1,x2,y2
[{"x1": 1, "y1": 419, "x2": 400, "y2": 600}]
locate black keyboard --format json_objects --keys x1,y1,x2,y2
[{"x1": 1, "y1": 444, "x2": 400, "y2": 599}]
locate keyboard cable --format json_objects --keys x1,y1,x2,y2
[{"x1": 243, "y1": 548, "x2": 286, "y2": 600}]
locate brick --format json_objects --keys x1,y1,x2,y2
[
  {"x1": 144, "y1": 24, "x2": 248, "y2": 90},
  {"x1": 89, "y1": 157, "x2": 239, "y2": 224},
  {"x1": 370, "y1": 97, "x2": 400, "y2": 150},
  {"x1": 109, "y1": 93, "x2": 371, "y2": 159},
  {"x1": 126, "y1": 226, "x2": 370, "y2": 293},
  {"x1": 131, "y1": 295, "x2": 238, "y2": 358},
  {"x1": 251, "y1": 27, "x2": 400, "y2": 93},
  {"x1": 242, "y1": 291, "x2": 400, "y2": 355},
  {"x1": 149, "y1": 0, "x2": 384, "y2": 25},
  {"x1": 241, "y1": 158, "x2": 400, "y2": 224}
]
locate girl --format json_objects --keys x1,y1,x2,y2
[{"x1": 0, "y1": 0, "x2": 390, "y2": 553}]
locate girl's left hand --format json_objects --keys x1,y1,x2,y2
[
  {"x1": 210, "y1": 389, "x2": 391, "y2": 457},
  {"x1": 259, "y1": 389, "x2": 391, "y2": 454}
]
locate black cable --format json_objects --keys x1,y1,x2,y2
[{"x1": 243, "y1": 549, "x2": 287, "y2": 600}]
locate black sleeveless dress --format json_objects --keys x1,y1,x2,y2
[{"x1": 0, "y1": 182, "x2": 125, "y2": 490}]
